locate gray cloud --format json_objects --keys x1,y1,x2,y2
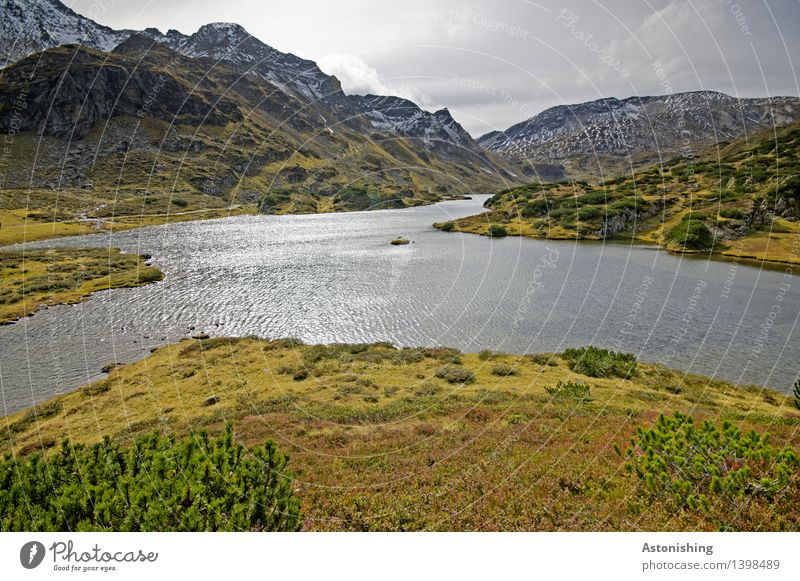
[{"x1": 66, "y1": 0, "x2": 800, "y2": 137}]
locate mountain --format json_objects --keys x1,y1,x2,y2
[
  {"x1": 0, "y1": 0, "x2": 552, "y2": 217},
  {"x1": 478, "y1": 91, "x2": 800, "y2": 180},
  {"x1": 0, "y1": 0, "x2": 131, "y2": 67}
]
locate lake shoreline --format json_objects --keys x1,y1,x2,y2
[
  {"x1": 1, "y1": 196, "x2": 797, "y2": 414},
  {"x1": 434, "y1": 215, "x2": 800, "y2": 269}
]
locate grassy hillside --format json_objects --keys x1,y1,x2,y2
[
  {"x1": 0, "y1": 247, "x2": 162, "y2": 324},
  {"x1": 3, "y1": 338, "x2": 798, "y2": 531},
  {"x1": 437, "y1": 122, "x2": 800, "y2": 265}
]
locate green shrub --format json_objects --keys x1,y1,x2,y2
[
  {"x1": 506, "y1": 413, "x2": 531, "y2": 425},
  {"x1": 435, "y1": 365, "x2": 475, "y2": 384},
  {"x1": 548, "y1": 208, "x2": 573, "y2": 221},
  {"x1": 623, "y1": 412, "x2": 799, "y2": 512},
  {"x1": 440, "y1": 221, "x2": 455, "y2": 232},
  {"x1": 545, "y1": 380, "x2": 591, "y2": 400},
  {"x1": 422, "y1": 347, "x2": 462, "y2": 364},
  {"x1": 681, "y1": 211, "x2": 706, "y2": 222},
  {"x1": 392, "y1": 348, "x2": 425, "y2": 365},
  {"x1": 576, "y1": 206, "x2": 604, "y2": 221},
  {"x1": 414, "y1": 381, "x2": 442, "y2": 397},
  {"x1": 0, "y1": 427, "x2": 301, "y2": 531},
  {"x1": 521, "y1": 198, "x2": 551, "y2": 217},
  {"x1": 793, "y1": 378, "x2": 800, "y2": 411},
  {"x1": 561, "y1": 346, "x2": 637, "y2": 378},
  {"x1": 666, "y1": 220, "x2": 714, "y2": 250},
  {"x1": 490, "y1": 363, "x2": 518, "y2": 376},
  {"x1": 478, "y1": 349, "x2": 497, "y2": 361},
  {"x1": 719, "y1": 208, "x2": 745, "y2": 220},
  {"x1": 575, "y1": 191, "x2": 612, "y2": 205},
  {"x1": 82, "y1": 382, "x2": 111, "y2": 396},
  {"x1": 527, "y1": 353, "x2": 557, "y2": 366},
  {"x1": 488, "y1": 224, "x2": 507, "y2": 237},
  {"x1": 136, "y1": 268, "x2": 163, "y2": 284}
]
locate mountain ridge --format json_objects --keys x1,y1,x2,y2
[
  {"x1": 0, "y1": 0, "x2": 551, "y2": 218},
  {"x1": 479, "y1": 90, "x2": 800, "y2": 179}
]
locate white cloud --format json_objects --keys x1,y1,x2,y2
[
  {"x1": 318, "y1": 53, "x2": 394, "y2": 96},
  {"x1": 317, "y1": 52, "x2": 441, "y2": 110}
]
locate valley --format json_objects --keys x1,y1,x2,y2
[{"x1": 1, "y1": 0, "x2": 799, "y2": 537}]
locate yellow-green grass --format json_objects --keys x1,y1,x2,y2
[
  {"x1": 3, "y1": 338, "x2": 797, "y2": 531},
  {"x1": 1, "y1": 192, "x2": 257, "y2": 247},
  {"x1": 0, "y1": 248, "x2": 163, "y2": 324},
  {"x1": 720, "y1": 220, "x2": 800, "y2": 264},
  {"x1": 0, "y1": 209, "x2": 99, "y2": 245}
]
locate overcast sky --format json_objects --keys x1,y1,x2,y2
[{"x1": 67, "y1": 0, "x2": 800, "y2": 137}]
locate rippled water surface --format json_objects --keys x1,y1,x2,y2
[{"x1": 2, "y1": 195, "x2": 798, "y2": 413}]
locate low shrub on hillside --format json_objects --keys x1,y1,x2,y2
[
  {"x1": 561, "y1": 346, "x2": 637, "y2": 378},
  {"x1": 623, "y1": 412, "x2": 800, "y2": 513},
  {"x1": 0, "y1": 428, "x2": 301, "y2": 531},
  {"x1": 718, "y1": 208, "x2": 745, "y2": 220},
  {"x1": 488, "y1": 224, "x2": 507, "y2": 237},
  {"x1": 527, "y1": 353, "x2": 557, "y2": 366},
  {"x1": 435, "y1": 365, "x2": 475, "y2": 384},
  {"x1": 490, "y1": 363, "x2": 518, "y2": 377},
  {"x1": 666, "y1": 219, "x2": 714, "y2": 250},
  {"x1": 545, "y1": 380, "x2": 591, "y2": 400}
]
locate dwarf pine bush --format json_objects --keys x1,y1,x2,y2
[
  {"x1": 0, "y1": 427, "x2": 301, "y2": 531},
  {"x1": 561, "y1": 346, "x2": 637, "y2": 378},
  {"x1": 435, "y1": 365, "x2": 475, "y2": 384},
  {"x1": 545, "y1": 380, "x2": 591, "y2": 400},
  {"x1": 623, "y1": 412, "x2": 799, "y2": 512}
]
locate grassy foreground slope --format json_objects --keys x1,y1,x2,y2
[
  {"x1": 3, "y1": 338, "x2": 798, "y2": 531},
  {"x1": 438, "y1": 122, "x2": 800, "y2": 265}
]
